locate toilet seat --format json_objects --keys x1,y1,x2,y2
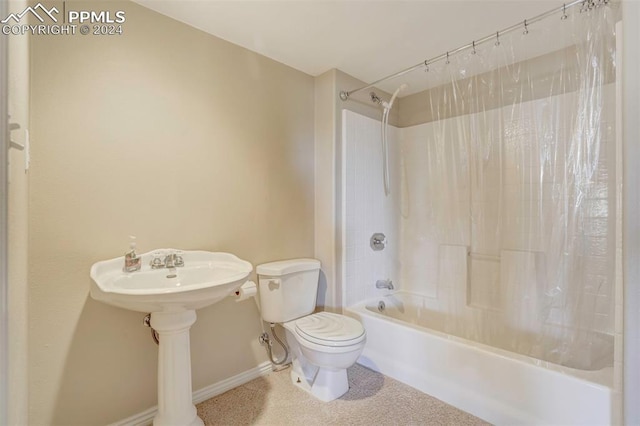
[{"x1": 293, "y1": 312, "x2": 365, "y2": 348}]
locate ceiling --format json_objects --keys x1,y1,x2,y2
[{"x1": 133, "y1": 0, "x2": 565, "y2": 95}]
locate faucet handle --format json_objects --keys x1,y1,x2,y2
[
  {"x1": 150, "y1": 251, "x2": 166, "y2": 269},
  {"x1": 163, "y1": 251, "x2": 178, "y2": 268},
  {"x1": 174, "y1": 250, "x2": 184, "y2": 267}
]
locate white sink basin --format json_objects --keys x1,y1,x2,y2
[
  {"x1": 90, "y1": 250, "x2": 252, "y2": 313},
  {"x1": 90, "y1": 249, "x2": 253, "y2": 426}
]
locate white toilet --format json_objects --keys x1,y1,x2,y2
[{"x1": 256, "y1": 258, "x2": 366, "y2": 401}]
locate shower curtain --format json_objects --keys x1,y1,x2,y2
[{"x1": 400, "y1": 1, "x2": 618, "y2": 369}]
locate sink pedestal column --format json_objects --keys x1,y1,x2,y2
[{"x1": 150, "y1": 310, "x2": 204, "y2": 426}]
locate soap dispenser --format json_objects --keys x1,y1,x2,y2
[{"x1": 124, "y1": 236, "x2": 142, "y2": 272}]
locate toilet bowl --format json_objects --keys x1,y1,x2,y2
[
  {"x1": 283, "y1": 312, "x2": 366, "y2": 401},
  {"x1": 256, "y1": 259, "x2": 366, "y2": 401}
]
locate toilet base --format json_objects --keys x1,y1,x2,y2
[{"x1": 289, "y1": 360, "x2": 349, "y2": 402}]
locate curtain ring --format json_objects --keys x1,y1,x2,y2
[
  {"x1": 446, "y1": 51, "x2": 450, "y2": 64},
  {"x1": 472, "y1": 40, "x2": 477, "y2": 54},
  {"x1": 561, "y1": 3, "x2": 568, "y2": 20},
  {"x1": 580, "y1": 1, "x2": 590, "y2": 13},
  {"x1": 495, "y1": 31, "x2": 500, "y2": 46},
  {"x1": 523, "y1": 19, "x2": 529, "y2": 35},
  {"x1": 424, "y1": 60, "x2": 429, "y2": 72}
]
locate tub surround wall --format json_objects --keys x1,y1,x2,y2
[
  {"x1": 342, "y1": 110, "x2": 400, "y2": 306},
  {"x1": 29, "y1": 1, "x2": 314, "y2": 424}
]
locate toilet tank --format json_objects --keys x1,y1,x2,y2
[{"x1": 256, "y1": 258, "x2": 321, "y2": 323}]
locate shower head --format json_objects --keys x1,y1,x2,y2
[
  {"x1": 370, "y1": 92, "x2": 382, "y2": 105},
  {"x1": 382, "y1": 83, "x2": 409, "y2": 110}
]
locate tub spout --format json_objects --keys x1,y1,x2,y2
[{"x1": 376, "y1": 279, "x2": 394, "y2": 290}]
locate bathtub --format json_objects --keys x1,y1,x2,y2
[{"x1": 345, "y1": 291, "x2": 613, "y2": 425}]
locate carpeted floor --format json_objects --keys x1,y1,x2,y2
[{"x1": 197, "y1": 364, "x2": 490, "y2": 425}]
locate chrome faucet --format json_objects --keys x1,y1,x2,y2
[
  {"x1": 376, "y1": 279, "x2": 394, "y2": 290},
  {"x1": 166, "y1": 252, "x2": 184, "y2": 268},
  {"x1": 165, "y1": 253, "x2": 179, "y2": 268},
  {"x1": 150, "y1": 251, "x2": 184, "y2": 269}
]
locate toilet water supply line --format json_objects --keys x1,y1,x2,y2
[
  {"x1": 246, "y1": 282, "x2": 289, "y2": 367},
  {"x1": 260, "y1": 323, "x2": 290, "y2": 366}
]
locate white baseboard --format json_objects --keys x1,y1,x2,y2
[{"x1": 110, "y1": 361, "x2": 273, "y2": 426}]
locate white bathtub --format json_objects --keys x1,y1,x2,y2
[{"x1": 345, "y1": 292, "x2": 613, "y2": 425}]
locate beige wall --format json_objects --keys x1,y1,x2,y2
[
  {"x1": 29, "y1": 1, "x2": 314, "y2": 424},
  {"x1": 7, "y1": 0, "x2": 30, "y2": 424}
]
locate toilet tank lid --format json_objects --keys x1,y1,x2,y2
[{"x1": 256, "y1": 258, "x2": 321, "y2": 276}]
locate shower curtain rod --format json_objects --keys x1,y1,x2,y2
[{"x1": 339, "y1": 0, "x2": 606, "y2": 101}]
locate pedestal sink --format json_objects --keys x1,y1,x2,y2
[{"x1": 90, "y1": 250, "x2": 252, "y2": 426}]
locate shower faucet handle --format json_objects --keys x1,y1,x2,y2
[{"x1": 370, "y1": 233, "x2": 387, "y2": 251}]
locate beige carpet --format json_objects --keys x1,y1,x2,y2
[{"x1": 197, "y1": 364, "x2": 489, "y2": 425}]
